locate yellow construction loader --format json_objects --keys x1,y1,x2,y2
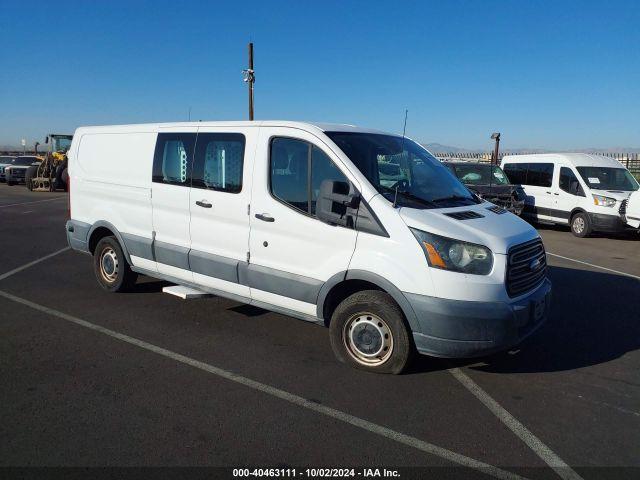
[{"x1": 27, "y1": 134, "x2": 73, "y2": 191}]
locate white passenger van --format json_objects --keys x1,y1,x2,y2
[
  {"x1": 501, "y1": 153, "x2": 639, "y2": 237},
  {"x1": 66, "y1": 121, "x2": 551, "y2": 374},
  {"x1": 623, "y1": 190, "x2": 640, "y2": 229}
]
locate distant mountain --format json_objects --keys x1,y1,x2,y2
[
  {"x1": 422, "y1": 143, "x2": 640, "y2": 154},
  {"x1": 422, "y1": 143, "x2": 475, "y2": 153},
  {"x1": 573, "y1": 147, "x2": 640, "y2": 154}
]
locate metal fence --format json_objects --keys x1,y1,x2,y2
[{"x1": 433, "y1": 151, "x2": 640, "y2": 175}]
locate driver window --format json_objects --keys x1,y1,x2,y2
[
  {"x1": 559, "y1": 167, "x2": 584, "y2": 196},
  {"x1": 270, "y1": 137, "x2": 349, "y2": 216}
]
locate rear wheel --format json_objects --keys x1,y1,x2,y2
[
  {"x1": 24, "y1": 166, "x2": 37, "y2": 191},
  {"x1": 7, "y1": 180, "x2": 15, "y2": 186},
  {"x1": 93, "y1": 236, "x2": 138, "y2": 292},
  {"x1": 61, "y1": 168, "x2": 69, "y2": 191},
  {"x1": 571, "y1": 212, "x2": 592, "y2": 237},
  {"x1": 329, "y1": 290, "x2": 413, "y2": 374}
]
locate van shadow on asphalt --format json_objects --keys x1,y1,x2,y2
[
  {"x1": 441, "y1": 265, "x2": 640, "y2": 375},
  {"x1": 130, "y1": 266, "x2": 639, "y2": 375}
]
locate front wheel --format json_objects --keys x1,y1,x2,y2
[
  {"x1": 329, "y1": 290, "x2": 413, "y2": 374},
  {"x1": 93, "y1": 236, "x2": 138, "y2": 292},
  {"x1": 571, "y1": 212, "x2": 592, "y2": 237}
]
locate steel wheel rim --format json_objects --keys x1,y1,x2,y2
[
  {"x1": 573, "y1": 217, "x2": 585, "y2": 233},
  {"x1": 343, "y1": 313, "x2": 393, "y2": 366},
  {"x1": 99, "y1": 247, "x2": 119, "y2": 283}
]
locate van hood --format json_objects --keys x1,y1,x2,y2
[
  {"x1": 399, "y1": 203, "x2": 539, "y2": 254},
  {"x1": 589, "y1": 189, "x2": 633, "y2": 201}
]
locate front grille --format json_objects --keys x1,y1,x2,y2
[
  {"x1": 444, "y1": 210, "x2": 484, "y2": 220},
  {"x1": 619, "y1": 199, "x2": 628, "y2": 217},
  {"x1": 506, "y1": 238, "x2": 547, "y2": 297}
]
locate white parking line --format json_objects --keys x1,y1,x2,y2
[
  {"x1": 0, "y1": 247, "x2": 70, "y2": 282},
  {"x1": 0, "y1": 197, "x2": 65, "y2": 209},
  {"x1": 449, "y1": 368, "x2": 584, "y2": 480},
  {"x1": 0, "y1": 288, "x2": 526, "y2": 480},
  {"x1": 546, "y1": 252, "x2": 640, "y2": 281}
]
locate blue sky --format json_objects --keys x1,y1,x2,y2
[{"x1": 1, "y1": 0, "x2": 639, "y2": 150}]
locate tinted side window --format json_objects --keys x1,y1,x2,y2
[
  {"x1": 559, "y1": 167, "x2": 583, "y2": 196},
  {"x1": 311, "y1": 146, "x2": 349, "y2": 215},
  {"x1": 270, "y1": 137, "x2": 349, "y2": 217},
  {"x1": 152, "y1": 133, "x2": 196, "y2": 185},
  {"x1": 192, "y1": 133, "x2": 245, "y2": 193},
  {"x1": 270, "y1": 137, "x2": 310, "y2": 213},
  {"x1": 503, "y1": 163, "x2": 526, "y2": 184},
  {"x1": 527, "y1": 163, "x2": 554, "y2": 187}
]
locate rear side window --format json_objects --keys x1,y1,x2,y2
[
  {"x1": 527, "y1": 163, "x2": 554, "y2": 187},
  {"x1": 503, "y1": 163, "x2": 526, "y2": 184},
  {"x1": 270, "y1": 137, "x2": 349, "y2": 216},
  {"x1": 502, "y1": 162, "x2": 554, "y2": 187},
  {"x1": 192, "y1": 133, "x2": 245, "y2": 193},
  {"x1": 152, "y1": 133, "x2": 196, "y2": 185}
]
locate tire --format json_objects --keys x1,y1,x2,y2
[
  {"x1": 25, "y1": 165, "x2": 37, "y2": 191},
  {"x1": 93, "y1": 236, "x2": 138, "y2": 292},
  {"x1": 7, "y1": 180, "x2": 15, "y2": 186},
  {"x1": 329, "y1": 290, "x2": 413, "y2": 374},
  {"x1": 53, "y1": 165, "x2": 65, "y2": 190},
  {"x1": 61, "y1": 168, "x2": 69, "y2": 191},
  {"x1": 571, "y1": 212, "x2": 592, "y2": 237}
]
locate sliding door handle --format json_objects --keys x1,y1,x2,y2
[
  {"x1": 195, "y1": 200, "x2": 212, "y2": 208},
  {"x1": 255, "y1": 213, "x2": 275, "y2": 222}
]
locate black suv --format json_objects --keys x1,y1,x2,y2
[{"x1": 443, "y1": 161, "x2": 525, "y2": 215}]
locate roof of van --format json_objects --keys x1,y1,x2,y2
[
  {"x1": 74, "y1": 121, "x2": 394, "y2": 136},
  {"x1": 501, "y1": 153, "x2": 625, "y2": 168}
]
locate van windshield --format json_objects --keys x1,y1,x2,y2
[
  {"x1": 449, "y1": 163, "x2": 511, "y2": 186},
  {"x1": 325, "y1": 132, "x2": 479, "y2": 208},
  {"x1": 576, "y1": 167, "x2": 639, "y2": 192}
]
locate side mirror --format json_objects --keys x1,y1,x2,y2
[
  {"x1": 316, "y1": 180, "x2": 359, "y2": 227},
  {"x1": 45, "y1": 136, "x2": 49, "y2": 144}
]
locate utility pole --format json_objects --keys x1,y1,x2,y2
[
  {"x1": 490, "y1": 132, "x2": 501, "y2": 165},
  {"x1": 242, "y1": 42, "x2": 255, "y2": 120}
]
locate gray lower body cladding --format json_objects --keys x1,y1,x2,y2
[
  {"x1": 407, "y1": 279, "x2": 552, "y2": 358},
  {"x1": 66, "y1": 219, "x2": 552, "y2": 359}
]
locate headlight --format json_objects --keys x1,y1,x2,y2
[
  {"x1": 592, "y1": 194, "x2": 616, "y2": 207},
  {"x1": 4, "y1": 167, "x2": 10, "y2": 173},
  {"x1": 410, "y1": 228, "x2": 493, "y2": 275}
]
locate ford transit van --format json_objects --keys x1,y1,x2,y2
[
  {"x1": 501, "y1": 153, "x2": 638, "y2": 237},
  {"x1": 622, "y1": 190, "x2": 640, "y2": 229},
  {"x1": 66, "y1": 121, "x2": 551, "y2": 374}
]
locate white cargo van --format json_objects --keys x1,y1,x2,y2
[
  {"x1": 501, "y1": 153, "x2": 639, "y2": 237},
  {"x1": 66, "y1": 121, "x2": 551, "y2": 373}
]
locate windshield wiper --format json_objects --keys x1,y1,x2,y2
[
  {"x1": 430, "y1": 194, "x2": 475, "y2": 204},
  {"x1": 378, "y1": 186, "x2": 435, "y2": 208}
]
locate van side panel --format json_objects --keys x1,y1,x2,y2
[
  {"x1": 347, "y1": 194, "x2": 436, "y2": 297},
  {"x1": 71, "y1": 130, "x2": 156, "y2": 270}
]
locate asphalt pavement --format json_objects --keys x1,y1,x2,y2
[{"x1": 0, "y1": 185, "x2": 638, "y2": 479}]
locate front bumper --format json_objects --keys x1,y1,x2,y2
[
  {"x1": 588, "y1": 212, "x2": 627, "y2": 233},
  {"x1": 6, "y1": 172, "x2": 26, "y2": 183},
  {"x1": 406, "y1": 278, "x2": 552, "y2": 358}
]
